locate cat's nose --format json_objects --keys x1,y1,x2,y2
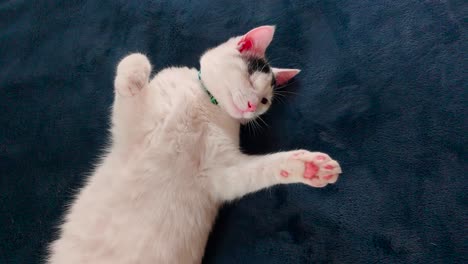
[{"x1": 246, "y1": 101, "x2": 257, "y2": 112}]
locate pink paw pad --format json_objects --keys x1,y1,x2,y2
[
  {"x1": 324, "y1": 164, "x2": 334, "y2": 170},
  {"x1": 316, "y1": 155, "x2": 327, "y2": 161},
  {"x1": 280, "y1": 170, "x2": 290, "y2": 178},
  {"x1": 323, "y1": 174, "x2": 335, "y2": 180},
  {"x1": 303, "y1": 162, "x2": 319, "y2": 179}
]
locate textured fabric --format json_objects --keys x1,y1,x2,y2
[{"x1": 1, "y1": 1, "x2": 466, "y2": 263}]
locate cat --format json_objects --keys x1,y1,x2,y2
[{"x1": 48, "y1": 25, "x2": 342, "y2": 264}]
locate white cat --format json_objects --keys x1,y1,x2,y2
[{"x1": 48, "y1": 25, "x2": 342, "y2": 264}]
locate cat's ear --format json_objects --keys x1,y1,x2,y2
[
  {"x1": 272, "y1": 68, "x2": 301, "y2": 86},
  {"x1": 237, "y1": 25, "x2": 275, "y2": 57}
]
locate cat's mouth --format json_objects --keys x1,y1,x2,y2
[{"x1": 229, "y1": 97, "x2": 257, "y2": 121}]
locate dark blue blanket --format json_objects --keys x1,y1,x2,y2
[{"x1": 1, "y1": 1, "x2": 466, "y2": 263}]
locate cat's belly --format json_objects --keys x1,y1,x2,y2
[{"x1": 49, "y1": 152, "x2": 219, "y2": 264}]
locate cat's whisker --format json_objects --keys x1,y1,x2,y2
[
  {"x1": 275, "y1": 79, "x2": 297, "y2": 88},
  {"x1": 249, "y1": 120, "x2": 260, "y2": 136},
  {"x1": 275, "y1": 80, "x2": 298, "y2": 90},
  {"x1": 273, "y1": 97, "x2": 286, "y2": 105},
  {"x1": 273, "y1": 91, "x2": 287, "y2": 97},
  {"x1": 250, "y1": 122, "x2": 257, "y2": 136},
  {"x1": 249, "y1": 119, "x2": 262, "y2": 136},
  {"x1": 273, "y1": 93, "x2": 288, "y2": 101},
  {"x1": 254, "y1": 119, "x2": 260, "y2": 129},
  {"x1": 246, "y1": 121, "x2": 252, "y2": 135},
  {"x1": 275, "y1": 90, "x2": 299, "y2": 96},
  {"x1": 251, "y1": 120, "x2": 259, "y2": 136},
  {"x1": 254, "y1": 119, "x2": 263, "y2": 132},
  {"x1": 267, "y1": 57, "x2": 288, "y2": 65},
  {"x1": 257, "y1": 116, "x2": 269, "y2": 127},
  {"x1": 272, "y1": 93, "x2": 287, "y2": 104}
]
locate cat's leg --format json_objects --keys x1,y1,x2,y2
[
  {"x1": 209, "y1": 150, "x2": 342, "y2": 201},
  {"x1": 111, "y1": 53, "x2": 154, "y2": 146},
  {"x1": 114, "y1": 53, "x2": 152, "y2": 97}
]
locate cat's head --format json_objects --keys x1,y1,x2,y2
[{"x1": 199, "y1": 25, "x2": 300, "y2": 122}]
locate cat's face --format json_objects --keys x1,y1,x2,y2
[{"x1": 199, "y1": 26, "x2": 300, "y2": 122}]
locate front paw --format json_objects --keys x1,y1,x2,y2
[
  {"x1": 114, "y1": 53, "x2": 151, "y2": 97},
  {"x1": 280, "y1": 150, "x2": 342, "y2": 188}
]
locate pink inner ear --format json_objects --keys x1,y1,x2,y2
[
  {"x1": 237, "y1": 25, "x2": 275, "y2": 57},
  {"x1": 272, "y1": 68, "x2": 301, "y2": 86}
]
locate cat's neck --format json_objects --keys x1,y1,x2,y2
[{"x1": 192, "y1": 69, "x2": 241, "y2": 134}]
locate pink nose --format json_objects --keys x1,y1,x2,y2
[{"x1": 246, "y1": 101, "x2": 257, "y2": 112}]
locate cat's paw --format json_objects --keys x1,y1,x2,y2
[
  {"x1": 280, "y1": 150, "x2": 342, "y2": 187},
  {"x1": 114, "y1": 53, "x2": 151, "y2": 97}
]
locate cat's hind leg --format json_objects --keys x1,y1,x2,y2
[
  {"x1": 114, "y1": 53, "x2": 151, "y2": 96},
  {"x1": 111, "y1": 53, "x2": 154, "y2": 147}
]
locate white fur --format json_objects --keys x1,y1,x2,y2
[{"x1": 48, "y1": 31, "x2": 341, "y2": 264}]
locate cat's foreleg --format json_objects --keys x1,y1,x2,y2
[{"x1": 209, "y1": 150, "x2": 342, "y2": 202}]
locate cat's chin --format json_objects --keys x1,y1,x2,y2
[
  {"x1": 238, "y1": 114, "x2": 258, "y2": 124},
  {"x1": 229, "y1": 110, "x2": 257, "y2": 124},
  {"x1": 239, "y1": 118, "x2": 250, "y2": 125},
  {"x1": 225, "y1": 111, "x2": 256, "y2": 124}
]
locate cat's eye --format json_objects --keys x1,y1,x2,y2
[{"x1": 261, "y1": 98, "x2": 269, "y2": 104}]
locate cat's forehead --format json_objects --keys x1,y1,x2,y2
[
  {"x1": 247, "y1": 57, "x2": 271, "y2": 75},
  {"x1": 246, "y1": 57, "x2": 276, "y2": 87}
]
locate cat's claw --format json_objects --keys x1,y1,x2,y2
[
  {"x1": 114, "y1": 53, "x2": 151, "y2": 97},
  {"x1": 286, "y1": 151, "x2": 342, "y2": 187}
]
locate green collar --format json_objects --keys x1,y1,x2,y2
[{"x1": 198, "y1": 71, "x2": 218, "y2": 105}]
